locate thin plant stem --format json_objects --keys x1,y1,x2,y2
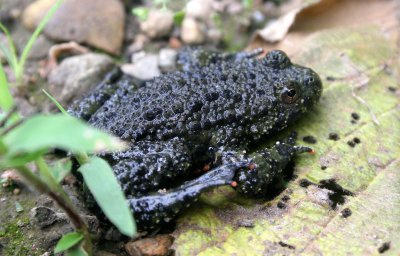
[
  {"x1": 0, "y1": 105, "x2": 18, "y2": 128},
  {"x1": 0, "y1": 119, "x2": 23, "y2": 136}
]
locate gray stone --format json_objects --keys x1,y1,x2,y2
[
  {"x1": 185, "y1": 0, "x2": 213, "y2": 20},
  {"x1": 121, "y1": 54, "x2": 161, "y2": 81},
  {"x1": 28, "y1": 34, "x2": 53, "y2": 60},
  {"x1": 48, "y1": 53, "x2": 115, "y2": 105},
  {"x1": 140, "y1": 9, "x2": 174, "y2": 39},
  {"x1": 22, "y1": 0, "x2": 125, "y2": 54},
  {"x1": 158, "y1": 48, "x2": 177, "y2": 73},
  {"x1": 181, "y1": 17, "x2": 206, "y2": 44},
  {"x1": 29, "y1": 206, "x2": 68, "y2": 229}
]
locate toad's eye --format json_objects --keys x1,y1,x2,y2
[{"x1": 281, "y1": 83, "x2": 300, "y2": 104}]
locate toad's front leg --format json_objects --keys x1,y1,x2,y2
[{"x1": 232, "y1": 133, "x2": 313, "y2": 197}]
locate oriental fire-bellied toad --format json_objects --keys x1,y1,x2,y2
[{"x1": 69, "y1": 48, "x2": 322, "y2": 231}]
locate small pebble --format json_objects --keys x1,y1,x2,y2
[
  {"x1": 340, "y1": 208, "x2": 352, "y2": 218},
  {"x1": 303, "y1": 135, "x2": 317, "y2": 144},
  {"x1": 13, "y1": 188, "x2": 21, "y2": 195},
  {"x1": 236, "y1": 219, "x2": 254, "y2": 228},
  {"x1": 328, "y1": 132, "x2": 340, "y2": 141}
]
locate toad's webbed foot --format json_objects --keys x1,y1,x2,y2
[{"x1": 233, "y1": 132, "x2": 313, "y2": 197}]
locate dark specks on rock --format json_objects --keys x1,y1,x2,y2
[
  {"x1": 302, "y1": 135, "x2": 317, "y2": 144},
  {"x1": 378, "y1": 242, "x2": 391, "y2": 254},
  {"x1": 340, "y1": 207, "x2": 352, "y2": 218},
  {"x1": 328, "y1": 132, "x2": 340, "y2": 141}
]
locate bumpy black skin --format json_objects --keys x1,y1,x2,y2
[{"x1": 69, "y1": 48, "x2": 322, "y2": 231}]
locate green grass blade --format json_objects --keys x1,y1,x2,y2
[
  {"x1": 42, "y1": 89, "x2": 68, "y2": 115},
  {"x1": 0, "y1": 63, "x2": 13, "y2": 111},
  {"x1": 17, "y1": 0, "x2": 64, "y2": 82},
  {"x1": 0, "y1": 23, "x2": 19, "y2": 73}
]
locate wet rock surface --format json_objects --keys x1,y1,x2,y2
[{"x1": 22, "y1": 0, "x2": 125, "y2": 54}]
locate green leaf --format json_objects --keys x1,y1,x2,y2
[
  {"x1": 3, "y1": 114, "x2": 126, "y2": 157},
  {"x1": 54, "y1": 232, "x2": 84, "y2": 253},
  {"x1": 132, "y1": 7, "x2": 149, "y2": 21},
  {"x1": 65, "y1": 246, "x2": 89, "y2": 256},
  {"x1": 173, "y1": 11, "x2": 185, "y2": 25},
  {"x1": 50, "y1": 158, "x2": 72, "y2": 183},
  {"x1": 242, "y1": 0, "x2": 253, "y2": 9},
  {"x1": 0, "y1": 150, "x2": 47, "y2": 169},
  {"x1": 78, "y1": 156, "x2": 136, "y2": 237}
]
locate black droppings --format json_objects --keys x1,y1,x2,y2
[
  {"x1": 328, "y1": 132, "x2": 340, "y2": 141},
  {"x1": 277, "y1": 201, "x2": 287, "y2": 209},
  {"x1": 378, "y1": 242, "x2": 391, "y2": 254},
  {"x1": 303, "y1": 135, "x2": 317, "y2": 144},
  {"x1": 388, "y1": 86, "x2": 397, "y2": 93},
  {"x1": 351, "y1": 112, "x2": 360, "y2": 120},
  {"x1": 321, "y1": 166, "x2": 327, "y2": 170},
  {"x1": 347, "y1": 140, "x2": 356, "y2": 147},
  {"x1": 319, "y1": 179, "x2": 354, "y2": 209},
  {"x1": 278, "y1": 241, "x2": 295, "y2": 250},
  {"x1": 326, "y1": 76, "x2": 336, "y2": 81},
  {"x1": 281, "y1": 195, "x2": 290, "y2": 202},
  {"x1": 299, "y1": 179, "x2": 313, "y2": 188},
  {"x1": 353, "y1": 137, "x2": 361, "y2": 144},
  {"x1": 351, "y1": 119, "x2": 357, "y2": 124},
  {"x1": 340, "y1": 208, "x2": 352, "y2": 218}
]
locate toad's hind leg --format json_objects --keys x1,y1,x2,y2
[
  {"x1": 105, "y1": 137, "x2": 197, "y2": 198},
  {"x1": 129, "y1": 162, "x2": 249, "y2": 231}
]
